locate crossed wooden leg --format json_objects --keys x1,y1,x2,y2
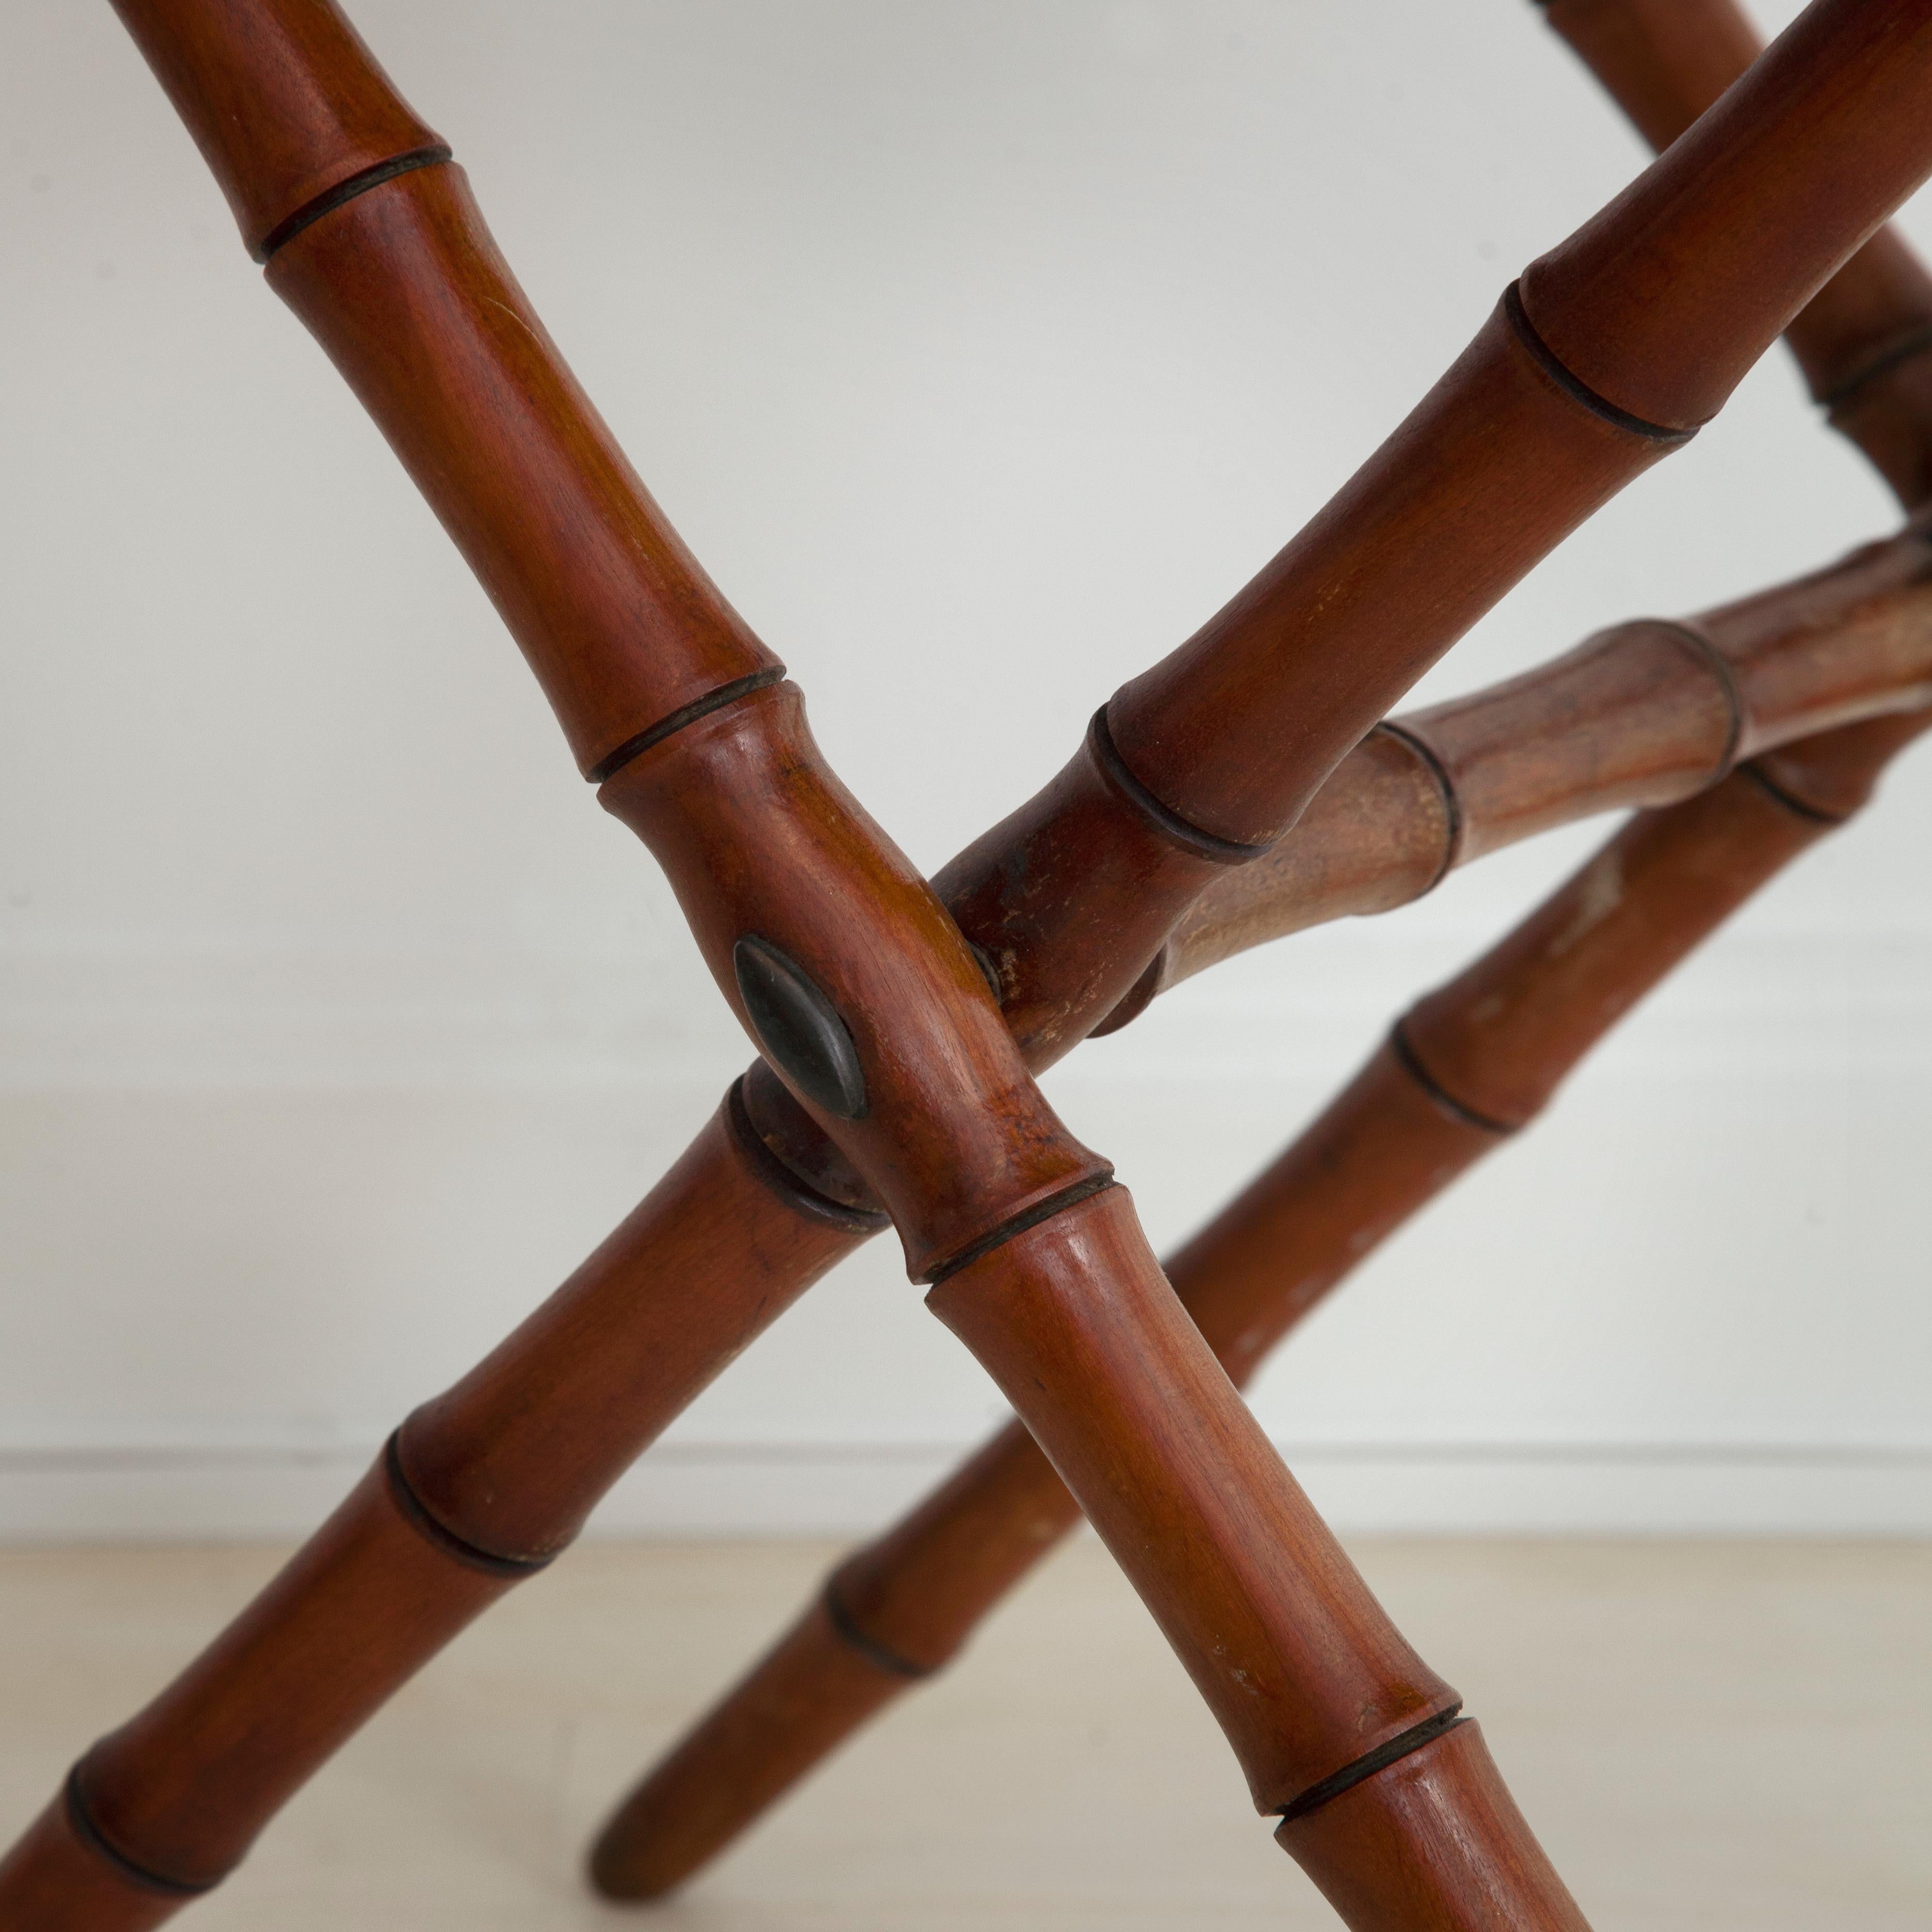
[
  {"x1": 591, "y1": 0, "x2": 1932, "y2": 1897},
  {"x1": 587, "y1": 699, "x2": 1932, "y2": 1896},
  {"x1": 5, "y1": 0, "x2": 1932, "y2": 1925}
]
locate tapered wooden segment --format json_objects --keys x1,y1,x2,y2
[
  {"x1": 108, "y1": 0, "x2": 444, "y2": 258},
  {"x1": 928, "y1": 1186, "x2": 1459, "y2": 1816},
  {"x1": 27, "y1": 0, "x2": 1932, "y2": 1922},
  {"x1": 1542, "y1": 0, "x2": 1932, "y2": 507},
  {"x1": 74, "y1": 1460, "x2": 514, "y2": 1895},
  {"x1": 0, "y1": 1797, "x2": 181, "y2": 1932},
  {"x1": 266, "y1": 163, "x2": 781, "y2": 778},
  {"x1": 398, "y1": 1098, "x2": 866, "y2": 1561},
  {"x1": 1149, "y1": 518, "x2": 1932, "y2": 1000},
  {"x1": 1107, "y1": 0, "x2": 1932, "y2": 848},
  {"x1": 1275, "y1": 1721, "x2": 1592, "y2": 1932},
  {"x1": 588, "y1": 705, "x2": 1931, "y2": 1896},
  {"x1": 585, "y1": 1593, "x2": 916, "y2": 1902}
]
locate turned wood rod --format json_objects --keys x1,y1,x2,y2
[
  {"x1": 26, "y1": 3, "x2": 1591, "y2": 1915},
  {"x1": 383, "y1": 524, "x2": 1932, "y2": 1574},
  {"x1": 104, "y1": 0, "x2": 1932, "y2": 1199},
  {"x1": 103, "y1": 17, "x2": 1469, "y2": 1861},
  {"x1": 587, "y1": 703, "x2": 1932, "y2": 1901},
  {"x1": 1539, "y1": 0, "x2": 1932, "y2": 509},
  {"x1": 1133, "y1": 513, "x2": 1932, "y2": 1007},
  {"x1": 26, "y1": 1, "x2": 1932, "y2": 1920}
]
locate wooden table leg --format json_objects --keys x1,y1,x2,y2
[
  {"x1": 585, "y1": 707, "x2": 1929, "y2": 1898},
  {"x1": 10, "y1": 2, "x2": 1932, "y2": 1923}
]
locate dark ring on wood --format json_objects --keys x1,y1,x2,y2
[
  {"x1": 1735, "y1": 758, "x2": 1855, "y2": 826},
  {"x1": 1816, "y1": 320, "x2": 1932, "y2": 408},
  {"x1": 1654, "y1": 618, "x2": 1747, "y2": 781},
  {"x1": 1088, "y1": 708, "x2": 1277, "y2": 864},
  {"x1": 587, "y1": 666, "x2": 789, "y2": 784},
  {"x1": 820, "y1": 1577, "x2": 935, "y2": 1681},
  {"x1": 1275, "y1": 1706, "x2": 1469, "y2": 1823},
  {"x1": 63, "y1": 1758, "x2": 220, "y2": 1897},
  {"x1": 965, "y1": 939, "x2": 1006, "y2": 1004},
  {"x1": 922, "y1": 1170, "x2": 1119, "y2": 1287},
  {"x1": 1389, "y1": 1020, "x2": 1519, "y2": 1137},
  {"x1": 1371, "y1": 720, "x2": 1463, "y2": 890},
  {"x1": 1503, "y1": 281, "x2": 1694, "y2": 443},
  {"x1": 733, "y1": 937, "x2": 870, "y2": 1121},
  {"x1": 723, "y1": 1076, "x2": 891, "y2": 1232},
  {"x1": 252, "y1": 147, "x2": 454, "y2": 263},
  {"x1": 381, "y1": 1431, "x2": 558, "y2": 1578}
]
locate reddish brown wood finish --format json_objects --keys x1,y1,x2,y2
[
  {"x1": 589, "y1": 705, "x2": 1931, "y2": 1897},
  {"x1": 595, "y1": 680, "x2": 1106, "y2": 1282},
  {"x1": 108, "y1": 0, "x2": 444, "y2": 260},
  {"x1": 1523, "y1": 0, "x2": 1932, "y2": 429},
  {"x1": 0, "y1": 1798, "x2": 180, "y2": 1932},
  {"x1": 1106, "y1": 0, "x2": 1932, "y2": 849},
  {"x1": 396, "y1": 1097, "x2": 867, "y2": 1561},
  {"x1": 29, "y1": 1, "x2": 1932, "y2": 1922},
  {"x1": 36, "y1": 1458, "x2": 514, "y2": 1903},
  {"x1": 927, "y1": 1186, "x2": 1457, "y2": 1815},
  {"x1": 1149, "y1": 520, "x2": 1932, "y2": 999},
  {"x1": 1542, "y1": 0, "x2": 1932, "y2": 508},
  {"x1": 266, "y1": 162, "x2": 780, "y2": 778},
  {"x1": 1275, "y1": 1721, "x2": 1592, "y2": 1932},
  {"x1": 584, "y1": 1592, "x2": 915, "y2": 1903}
]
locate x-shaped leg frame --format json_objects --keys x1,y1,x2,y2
[{"x1": 5, "y1": 1, "x2": 1932, "y2": 1926}]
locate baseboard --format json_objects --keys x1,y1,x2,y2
[{"x1": 2, "y1": 1439, "x2": 1926, "y2": 1543}]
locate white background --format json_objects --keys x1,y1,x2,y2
[{"x1": 2, "y1": 0, "x2": 1927, "y2": 1539}]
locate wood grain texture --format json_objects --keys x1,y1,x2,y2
[
  {"x1": 108, "y1": 0, "x2": 444, "y2": 258},
  {"x1": 1275, "y1": 1720, "x2": 1593, "y2": 1931},
  {"x1": 596, "y1": 681, "x2": 1107, "y2": 1283},
  {"x1": 1107, "y1": 0, "x2": 1932, "y2": 851},
  {"x1": 265, "y1": 164, "x2": 780, "y2": 777},
  {"x1": 69, "y1": 1459, "x2": 515, "y2": 1895},
  {"x1": 927, "y1": 1185, "x2": 1458, "y2": 1816},
  {"x1": 588, "y1": 703, "x2": 1931, "y2": 1897},
  {"x1": 1152, "y1": 520, "x2": 1932, "y2": 998},
  {"x1": 1542, "y1": 0, "x2": 1932, "y2": 506}
]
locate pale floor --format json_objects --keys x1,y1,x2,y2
[{"x1": 1, "y1": 1537, "x2": 1927, "y2": 1930}]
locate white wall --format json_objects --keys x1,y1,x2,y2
[{"x1": 3, "y1": 0, "x2": 1927, "y2": 1541}]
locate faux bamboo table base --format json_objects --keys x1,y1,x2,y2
[
  {"x1": 597, "y1": 0, "x2": 1932, "y2": 1896},
  {"x1": 590, "y1": 702, "x2": 1932, "y2": 1898},
  {"x1": 8, "y1": 1, "x2": 1932, "y2": 1927}
]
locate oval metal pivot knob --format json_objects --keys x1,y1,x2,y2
[{"x1": 732, "y1": 937, "x2": 868, "y2": 1120}]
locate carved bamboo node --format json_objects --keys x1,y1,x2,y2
[
  {"x1": 1087, "y1": 707, "x2": 1279, "y2": 863},
  {"x1": 1502, "y1": 282, "x2": 1692, "y2": 441},
  {"x1": 21, "y1": 0, "x2": 1932, "y2": 1924},
  {"x1": 1388, "y1": 1022, "x2": 1522, "y2": 1138},
  {"x1": 818, "y1": 1577, "x2": 936, "y2": 1682},
  {"x1": 61, "y1": 1765, "x2": 214, "y2": 1901},
  {"x1": 594, "y1": 677, "x2": 1112, "y2": 1283},
  {"x1": 1735, "y1": 760, "x2": 1852, "y2": 825},
  {"x1": 381, "y1": 1432, "x2": 556, "y2": 1580},
  {"x1": 249, "y1": 145, "x2": 451, "y2": 261}
]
